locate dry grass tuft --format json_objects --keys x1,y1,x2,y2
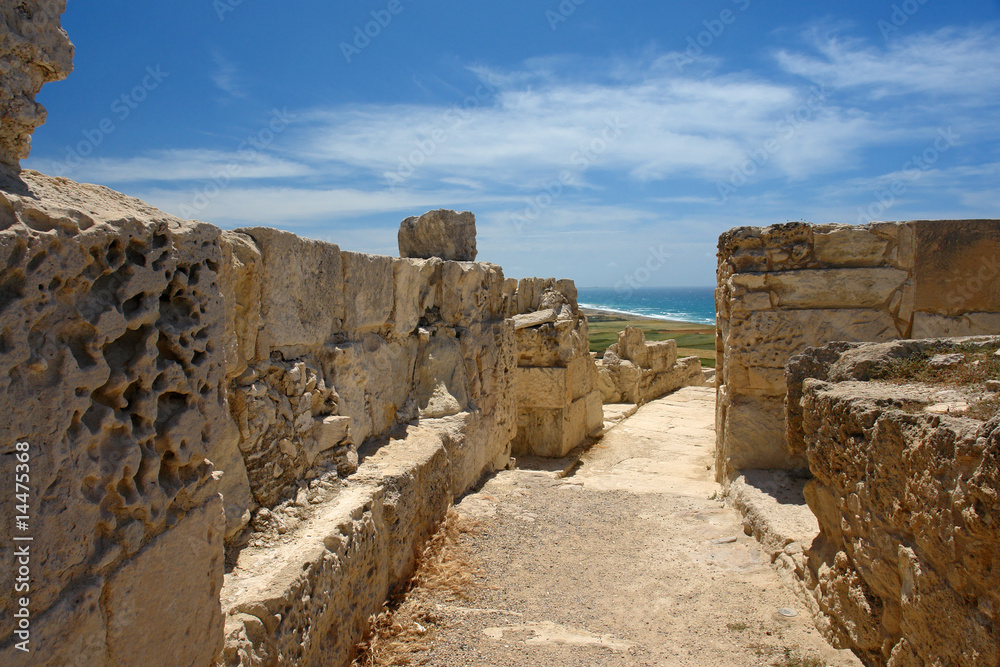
[{"x1": 352, "y1": 508, "x2": 483, "y2": 667}]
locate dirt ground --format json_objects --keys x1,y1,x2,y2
[{"x1": 364, "y1": 386, "x2": 861, "y2": 667}]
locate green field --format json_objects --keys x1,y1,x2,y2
[{"x1": 585, "y1": 313, "x2": 717, "y2": 368}]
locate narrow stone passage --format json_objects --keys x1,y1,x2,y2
[{"x1": 406, "y1": 387, "x2": 862, "y2": 666}]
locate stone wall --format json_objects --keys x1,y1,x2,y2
[
  {"x1": 716, "y1": 220, "x2": 1000, "y2": 481},
  {"x1": 596, "y1": 326, "x2": 703, "y2": 404},
  {"x1": 0, "y1": 172, "x2": 528, "y2": 663},
  {"x1": 785, "y1": 338, "x2": 1000, "y2": 666},
  {"x1": 510, "y1": 278, "x2": 604, "y2": 458}
]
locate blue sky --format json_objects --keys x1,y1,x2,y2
[{"x1": 25, "y1": 0, "x2": 1000, "y2": 287}]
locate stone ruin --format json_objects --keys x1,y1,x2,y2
[
  {"x1": 716, "y1": 220, "x2": 1000, "y2": 480},
  {"x1": 786, "y1": 338, "x2": 999, "y2": 665},
  {"x1": 0, "y1": 6, "x2": 702, "y2": 663},
  {"x1": 717, "y1": 221, "x2": 1000, "y2": 666},
  {"x1": 595, "y1": 326, "x2": 703, "y2": 405},
  {"x1": 6, "y1": 5, "x2": 998, "y2": 666}
]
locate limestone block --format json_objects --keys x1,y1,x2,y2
[
  {"x1": 512, "y1": 308, "x2": 557, "y2": 330},
  {"x1": 595, "y1": 362, "x2": 621, "y2": 403},
  {"x1": 584, "y1": 390, "x2": 604, "y2": 435},
  {"x1": 812, "y1": 226, "x2": 890, "y2": 266},
  {"x1": 764, "y1": 267, "x2": 907, "y2": 310},
  {"x1": 415, "y1": 333, "x2": 469, "y2": 418},
  {"x1": 391, "y1": 257, "x2": 440, "y2": 336},
  {"x1": 440, "y1": 261, "x2": 506, "y2": 326},
  {"x1": 515, "y1": 318, "x2": 589, "y2": 367},
  {"x1": 306, "y1": 415, "x2": 351, "y2": 465},
  {"x1": 792, "y1": 349, "x2": 1000, "y2": 666},
  {"x1": 512, "y1": 399, "x2": 588, "y2": 459},
  {"x1": 616, "y1": 326, "x2": 649, "y2": 368},
  {"x1": 515, "y1": 276, "x2": 578, "y2": 314},
  {"x1": 911, "y1": 311, "x2": 1000, "y2": 338},
  {"x1": 721, "y1": 395, "x2": 805, "y2": 471},
  {"x1": 646, "y1": 339, "x2": 678, "y2": 373},
  {"x1": 0, "y1": 0, "x2": 74, "y2": 170},
  {"x1": 517, "y1": 366, "x2": 571, "y2": 409},
  {"x1": 105, "y1": 497, "x2": 225, "y2": 666},
  {"x1": 342, "y1": 251, "x2": 393, "y2": 333},
  {"x1": 729, "y1": 290, "x2": 772, "y2": 316},
  {"x1": 913, "y1": 219, "x2": 1000, "y2": 315},
  {"x1": 219, "y1": 230, "x2": 262, "y2": 378},
  {"x1": 565, "y1": 354, "x2": 595, "y2": 400},
  {"x1": 0, "y1": 173, "x2": 229, "y2": 628},
  {"x1": 398, "y1": 209, "x2": 477, "y2": 261},
  {"x1": 240, "y1": 227, "x2": 344, "y2": 356},
  {"x1": 725, "y1": 308, "x2": 899, "y2": 374}
]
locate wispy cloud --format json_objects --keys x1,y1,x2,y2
[
  {"x1": 211, "y1": 51, "x2": 246, "y2": 99},
  {"x1": 776, "y1": 25, "x2": 1000, "y2": 101}
]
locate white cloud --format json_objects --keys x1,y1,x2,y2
[
  {"x1": 776, "y1": 25, "x2": 1000, "y2": 101},
  {"x1": 30, "y1": 149, "x2": 315, "y2": 184}
]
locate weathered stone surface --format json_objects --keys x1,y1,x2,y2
[
  {"x1": 513, "y1": 308, "x2": 558, "y2": 330},
  {"x1": 789, "y1": 338, "x2": 1000, "y2": 666},
  {"x1": 517, "y1": 366, "x2": 572, "y2": 409},
  {"x1": 765, "y1": 267, "x2": 907, "y2": 310},
  {"x1": 398, "y1": 209, "x2": 477, "y2": 261},
  {"x1": 0, "y1": 172, "x2": 229, "y2": 642},
  {"x1": 415, "y1": 333, "x2": 469, "y2": 418},
  {"x1": 812, "y1": 226, "x2": 890, "y2": 266},
  {"x1": 239, "y1": 227, "x2": 344, "y2": 357},
  {"x1": 0, "y1": 0, "x2": 73, "y2": 171},
  {"x1": 391, "y1": 257, "x2": 440, "y2": 335},
  {"x1": 911, "y1": 311, "x2": 1000, "y2": 338},
  {"x1": 106, "y1": 497, "x2": 225, "y2": 666},
  {"x1": 912, "y1": 220, "x2": 1000, "y2": 316},
  {"x1": 0, "y1": 578, "x2": 106, "y2": 665},
  {"x1": 342, "y1": 251, "x2": 394, "y2": 333},
  {"x1": 717, "y1": 220, "x2": 1000, "y2": 479}
]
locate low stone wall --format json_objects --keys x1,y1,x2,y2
[
  {"x1": 510, "y1": 278, "x2": 603, "y2": 458},
  {"x1": 596, "y1": 326, "x2": 703, "y2": 404},
  {"x1": 785, "y1": 338, "x2": 1000, "y2": 666},
  {"x1": 716, "y1": 220, "x2": 1000, "y2": 481}
]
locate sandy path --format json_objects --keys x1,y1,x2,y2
[{"x1": 393, "y1": 387, "x2": 861, "y2": 666}]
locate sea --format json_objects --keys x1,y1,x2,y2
[{"x1": 577, "y1": 286, "x2": 717, "y2": 325}]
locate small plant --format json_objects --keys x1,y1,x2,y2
[
  {"x1": 727, "y1": 621, "x2": 749, "y2": 631},
  {"x1": 772, "y1": 647, "x2": 828, "y2": 667}
]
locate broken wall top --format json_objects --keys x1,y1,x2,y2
[{"x1": 0, "y1": 1, "x2": 73, "y2": 172}]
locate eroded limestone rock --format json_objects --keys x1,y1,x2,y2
[
  {"x1": 788, "y1": 337, "x2": 1000, "y2": 666},
  {"x1": 398, "y1": 209, "x2": 477, "y2": 261},
  {"x1": 0, "y1": 0, "x2": 73, "y2": 172}
]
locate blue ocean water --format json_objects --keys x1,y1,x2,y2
[{"x1": 577, "y1": 287, "x2": 716, "y2": 325}]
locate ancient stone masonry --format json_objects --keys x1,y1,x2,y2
[
  {"x1": 716, "y1": 220, "x2": 1000, "y2": 482},
  {"x1": 785, "y1": 338, "x2": 1000, "y2": 667},
  {"x1": 0, "y1": 173, "x2": 228, "y2": 665},
  {"x1": 510, "y1": 277, "x2": 604, "y2": 458},
  {"x1": 596, "y1": 326, "x2": 703, "y2": 404}
]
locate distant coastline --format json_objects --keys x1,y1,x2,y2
[
  {"x1": 580, "y1": 306, "x2": 713, "y2": 327},
  {"x1": 577, "y1": 286, "x2": 716, "y2": 327}
]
